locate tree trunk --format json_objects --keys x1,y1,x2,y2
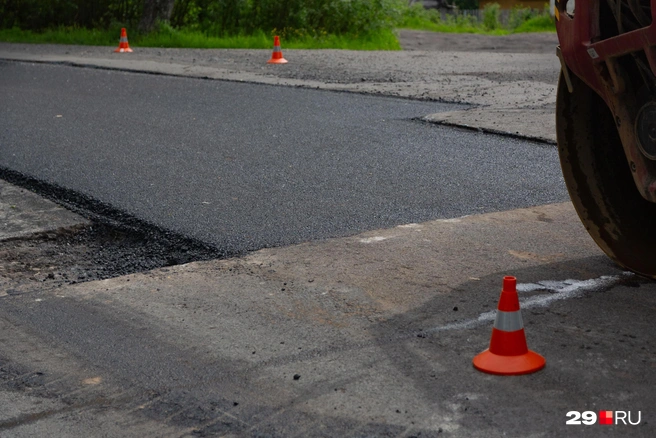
[{"x1": 139, "y1": 0, "x2": 176, "y2": 33}]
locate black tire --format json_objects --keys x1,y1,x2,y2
[{"x1": 556, "y1": 71, "x2": 656, "y2": 277}]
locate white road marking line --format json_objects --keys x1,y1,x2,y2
[
  {"x1": 359, "y1": 236, "x2": 388, "y2": 243},
  {"x1": 517, "y1": 274, "x2": 631, "y2": 308},
  {"x1": 397, "y1": 223, "x2": 421, "y2": 229},
  {"x1": 424, "y1": 273, "x2": 632, "y2": 334}
]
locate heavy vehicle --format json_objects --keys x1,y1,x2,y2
[{"x1": 555, "y1": 0, "x2": 656, "y2": 277}]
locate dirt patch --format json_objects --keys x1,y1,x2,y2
[
  {"x1": 0, "y1": 223, "x2": 223, "y2": 293},
  {"x1": 0, "y1": 170, "x2": 224, "y2": 293}
]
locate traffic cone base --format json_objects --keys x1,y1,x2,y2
[
  {"x1": 267, "y1": 57, "x2": 288, "y2": 64},
  {"x1": 473, "y1": 349, "x2": 546, "y2": 376}
]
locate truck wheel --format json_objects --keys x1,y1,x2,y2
[{"x1": 556, "y1": 71, "x2": 656, "y2": 277}]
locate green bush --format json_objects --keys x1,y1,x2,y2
[
  {"x1": 169, "y1": 0, "x2": 407, "y2": 37},
  {"x1": 482, "y1": 3, "x2": 501, "y2": 31},
  {"x1": 513, "y1": 13, "x2": 556, "y2": 32},
  {"x1": 0, "y1": 0, "x2": 406, "y2": 38},
  {"x1": 507, "y1": 5, "x2": 537, "y2": 30},
  {"x1": 0, "y1": 0, "x2": 144, "y2": 30}
]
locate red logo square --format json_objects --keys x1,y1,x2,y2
[{"x1": 599, "y1": 410, "x2": 613, "y2": 425}]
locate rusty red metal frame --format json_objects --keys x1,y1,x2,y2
[{"x1": 556, "y1": 0, "x2": 656, "y2": 202}]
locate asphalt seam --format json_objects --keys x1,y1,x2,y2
[
  {"x1": 413, "y1": 117, "x2": 557, "y2": 146},
  {"x1": 418, "y1": 117, "x2": 557, "y2": 145},
  {"x1": 0, "y1": 57, "x2": 471, "y2": 106},
  {"x1": 0, "y1": 166, "x2": 225, "y2": 253}
]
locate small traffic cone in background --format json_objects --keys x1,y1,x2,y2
[
  {"x1": 114, "y1": 28, "x2": 133, "y2": 53},
  {"x1": 473, "y1": 276, "x2": 545, "y2": 375},
  {"x1": 267, "y1": 36, "x2": 288, "y2": 64}
]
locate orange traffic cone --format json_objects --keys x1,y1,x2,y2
[
  {"x1": 473, "y1": 276, "x2": 545, "y2": 375},
  {"x1": 114, "y1": 28, "x2": 133, "y2": 53},
  {"x1": 267, "y1": 36, "x2": 288, "y2": 64}
]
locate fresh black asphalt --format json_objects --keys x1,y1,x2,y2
[{"x1": 0, "y1": 61, "x2": 568, "y2": 253}]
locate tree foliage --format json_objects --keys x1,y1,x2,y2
[
  {"x1": 170, "y1": 0, "x2": 404, "y2": 36},
  {"x1": 140, "y1": 0, "x2": 176, "y2": 32},
  {"x1": 0, "y1": 0, "x2": 144, "y2": 29},
  {"x1": 0, "y1": 0, "x2": 406, "y2": 37}
]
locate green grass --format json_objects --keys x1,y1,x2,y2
[
  {"x1": 284, "y1": 31, "x2": 401, "y2": 50},
  {"x1": 396, "y1": 2, "x2": 555, "y2": 35},
  {"x1": 0, "y1": 26, "x2": 401, "y2": 50},
  {"x1": 512, "y1": 15, "x2": 556, "y2": 33},
  {"x1": 397, "y1": 18, "x2": 554, "y2": 35},
  {"x1": 398, "y1": 16, "x2": 509, "y2": 35}
]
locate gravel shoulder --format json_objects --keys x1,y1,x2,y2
[
  {"x1": 399, "y1": 29, "x2": 558, "y2": 53},
  {"x1": 0, "y1": 30, "x2": 561, "y2": 142}
]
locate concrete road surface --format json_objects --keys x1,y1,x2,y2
[
  {"x1": 1, "y1": 201, "x2": 654, "y2": 437},
  {"x1": 0, "y1": 41, "x2": 654, "y2": 437}
]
